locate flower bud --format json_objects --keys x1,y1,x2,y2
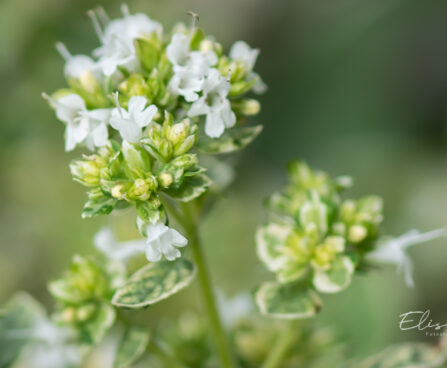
[
  {"x1": 61, "y1": 307, "x2": 76, "y2": 323},
  {"x1": 158, "y1": 172, "x2": 173, "y2": 188},
  {"x1": 348, "y1": 225, "x2": 367, "y2": 243},
  {"x1": 70, "y1": 159, "x2": 102, "y2": 187},
  {"x1": 111, "y1": 184, "x2": 125, "y2": 199},
  {"x1": 240, "y1": 99, "x2": 260, "y2": 116},
  {"x1": 168, "y1": 120, "x2": 189, "y2": 145},
  {"x1": 76, "y1": 303, "x2": 96, "y2": 322}
]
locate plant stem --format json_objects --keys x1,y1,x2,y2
[
  {"x1": 148, "y1": 339, "x2": 185, "y2": 368},
  {"x1": 180, "y1": 205, "x2": 235, "y2": 368},
  {"x1": 261, "y1": 321, "x2": 299, "y2": 368}
]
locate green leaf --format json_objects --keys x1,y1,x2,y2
[
  {"x1": 122, "y1": 141, "x2": 151, "y2": 176},
  {"x1": 81, "y1": 303, "x2": 116, "y2": 345},
  {"x1": 114, "y1": 326, "x2": 150, "y2": 368},
  {"x1": 136, "y1": 202, "x2": 164, "y2": 224},
  {"x1": 352, "y1": 343, "x2": 447, "y2": 368},
  {"x1": 256, "y1": 223, "x2": 292, "y2": 273},
  {"x1": 0, "y1": 293, "x2": 46, "y2": 368},
  {"x1": 190, "y1": 28, "x2": 205, "y2": 50},
  {"x1": 135, "y1": 36, "x2": 161, "y2": 72},
  {"x1": 164, "y1": 174, "x2": 211, "y2": 202},
  {"x1": 255, "y1": 282, "x2": 322, "y2": 319},
  {"x1": 197, "y1": 125, "x2": 263, "y2": 154},
  {"x1": 82, "y1": 195, "x2": 117, "y2": 218},
  {"x1": 112, "y1": 259, "x2": 196, "y2": 309},
  {"x1": 313, "y1": 256, "x2": 355, "y2": 294}
]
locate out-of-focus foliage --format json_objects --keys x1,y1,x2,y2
[{"x1": 2, "y1": 0, "x2": 447, "y2": 365}]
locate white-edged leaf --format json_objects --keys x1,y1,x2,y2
[
  {"x1": 112, "y1": 259, "x2": 196, "y2": 308},
  {"x1": 197, "y1": 125, "x2": 263, "y2": 154},
  {"x1": 255, "y1": 282, "x2": 322, "y2": 319},
  {"x1": 114, "y1": 326, "x2": 150, "y2": 368},
  {"x1": 256, "y1": 223, "x2": 292, "y2": 272},
  {"x1": 313, "y1": 256, "x2": 354, "y2": 294}
]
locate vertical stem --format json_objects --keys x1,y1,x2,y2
[
  {"x1": 261, "y1": 321, "x2": 299, "y2": 368},
  {"x1": 181, "y1": 206, "x2": 234, "y2": 368}
]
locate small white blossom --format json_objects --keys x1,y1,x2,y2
[
  {"x1": 144, "y1": 222, "x2": 188, "y2": 262},
  {"x1": 230, "y1": 40, "x2": 266, "y2": 94},
  {"x1": 11, "y1": 315, "x2": 81, "y2": 368},
  {"x1": 167, "y1": 33, "x2": 217, "y2": 102},
  {"x1": 187, "y1": 69, "x2": 236, "y2": 138},
  {"x1": 44, "y1": 93, "x2": 111, "y2": 151},
  {"x1": 217, "y1": 292, "x2": 252, "y2": 328},
  {"x1": 55, "y1": 42, "x2": 100, "y2": 81},
  {"x1": 91, "y1": 5, "x2": 163, "y2": 76},
  {"x1": 94, "y1": 227, "x2": 146, "y2": 261},
  {"x1": 110, "y1": 95, "x2": 157, "y2": 143},
  {"x1": 368, "y1": 228, "x2": 447, "y2": 287}
]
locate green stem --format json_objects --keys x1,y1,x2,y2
[
  {"x1": 178, "y1": 204, "x2": 235, "y2": 368},
  {"x1": 261, "y1": 321, "x2": 299, "y2": 368},
  {"x1": 147, "y1": 339, "x2": 185, "y2": 368}
]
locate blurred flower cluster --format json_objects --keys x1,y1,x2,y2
[{"x1": 257, "y1": 160, "x2": 383, "y2": 294}]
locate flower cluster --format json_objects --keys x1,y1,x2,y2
[
  {"x1": 257, "y1": 160, "x2": 383, "y2": 294},
  {"x1": 48, "y1": 255, "x2": 118, "y2": 344},
  {"x1": 44, "y1": 5, "x2": 264, "y2": 263}
]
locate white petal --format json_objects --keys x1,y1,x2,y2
[
  {"x1": 188, "y1": 97, "x2": 209, "y2": 117},
  {"x1": 161, "y1": 243, "x2": 181, "y2": 261},
  {"x1": 128, "y1": 95, "x2": 148, "y2": 114},
  {"x1": 145, "y1": 240, "x2": 162, "y2": 262},
  {"x1": 205, "y1": 111, "x2": 225, "y2": 138},
  {"x1": 167, "y1": 228, "x2": 188, "y2": 247},
  {"x1": 135, "y1": 105, "x2": 157, "y2": 128},
  {"x1": 145, "y1": 222, "x2": 169, "y2": 242},
  {"x1": 55, "y1": 94, "x2": 85, "y2": 123}
]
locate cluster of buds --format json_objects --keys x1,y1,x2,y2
[
  {"x1": 257, "y1": 161, "x2": 383, "y2": 294},
  {"x1": 48, "y1": 256, "x2": 117, "y2": 344},
  {"x1": 44, "y1": 5, "x2": 265, "y2": 263}
]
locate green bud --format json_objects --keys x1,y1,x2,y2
[
  {"x1": 158, "y1": 172, "x2": 174, "y2": 188},
  {"x1": 76, "y1": 303, "x2": 96, "y2": 322},
  {"x1": 128, "y1": 178, "x2": 152, "y2": 201},
  {"x1": 70, "y1": 159, "x2": 102, "y2": 187},
  {"x1": 348, "y1": 224, "x2": 368, "y2": 243},
  {"x1": 119, "y1": 74, "x2": 150, "y2": 100},
  {"x1": 61, "y1": 307, "x2": 77, "y2": 323},
  {"x1": 240, "y1": 99, "x2": 261, "y2": 115}
]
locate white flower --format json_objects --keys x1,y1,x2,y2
[
  {"x1": 110, "y1": 95, "x2": 157, "y2": 143},
  {"x1": 217, "y1": 293, "x2": 252, "y2": 328},
  {"x1": 230, "y1": 40, "x2": 266, "y2": 94},
  {"x1": 91, "y1": 5, "x2": 163, "y2": 76},
  {"x1": 94, "y1": 227, "x2": 146, "y2": 261},
  {"x1": 368, "y1": 228, "x2": 447, "y2": 287},
  {"x1": 44, "y1": 93, "x2": 110, "y2": 151},
  {"x1": 10, "y1": 313, "x2": 81, "y2": 368},
  {"x1": 55, "y1": 42, "x2": 100, "y2": 81},
  {"x1": 144, "y1": 222, "x2": 188, "y2": 262},
  {"x1": 167, "y1": 33, "x2": 217, "y2": 102},
  {"x1": 187, "y1": 69, "x2": 236, "y2": 138}
]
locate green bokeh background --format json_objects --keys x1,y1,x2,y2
[{"x1": 1, "y1": 0, "x2": 447, "y2": 362}]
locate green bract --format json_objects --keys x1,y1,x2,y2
[{"x1": 255, "y1": 161, "x2": 384, "y2": 318}]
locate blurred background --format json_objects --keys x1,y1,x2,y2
[{"x1": 1, "y1": 0, "x2": 447, "y2": 362}]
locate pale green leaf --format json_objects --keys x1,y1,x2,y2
[
  {"x1": 82, "y1": 195, "x2": 117, "y2": 218},
  {"x1": 0, "y1": 293, "x2": 46, "y2": 368},
  {"x1": 256, "y1": 223, "x2": 292, "y2": 273},
  {"x1": 114, "y1": 326, "x2": 150, "y2": 368},
  {"x1": 81, "y1": 303, "x2": 116, "y2": 344},
  {"x1": 313, "y1": 256, "x2": 354, "y2": 294},
  {"x1": 351, "y1": 342, "x2": 447, "y2": 368},
  {"x1": 164, "y1": 174, "x2": 211, "y2": 202},
  {"x1": 112, "y1": 259, "x2": 196, "y2": 309},
  {"x1": 197, "y1": 125, "x2": 263, "y2": 154},
  {"x1": 255, "y1": 282, "x2": 322, "y2": 319}
]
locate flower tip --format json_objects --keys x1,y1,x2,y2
[{"x1": 41, "y1": 92, "x2": 48, "y2": 100}]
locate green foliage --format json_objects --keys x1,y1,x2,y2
[
  {"x1": 255, "y1": 282, "x2": 321, "y2": 319},
  {"x1": 0, "y1": 293, "x2": 45, "y2": 368},
  {"x1": 112, "y1": 259, "x2": 196, "y2": 309},
  {"x1": 351, "y1": 341, "x2": 447, "y2": 368},
  {"x1": 114, "y1": 326, "x2": 150, "y2": 368},
  {"x1": 49, "y1": 255, "x2": 117, "y2": 344},
  {"x1": 197, "y1": 125, "x2": 263, "y2": 154},
  {"x1": 255, "y1": 161, "x2": 383, "y2": 318}
]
